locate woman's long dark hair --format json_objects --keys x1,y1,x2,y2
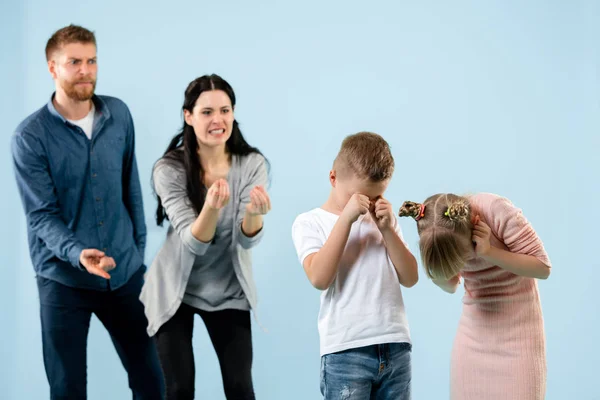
[{"x1": 155, "y1": 74, "x2": 265, "y2": 226}]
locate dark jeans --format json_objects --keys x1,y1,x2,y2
[
  {"x1": 37, "y1": 267, "x2": 164, "y2": 399},
  {"x1": 153, "y1": 303, "x2": 254, "y2": 400}
]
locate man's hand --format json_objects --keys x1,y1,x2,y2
[{"x1": 79, "y1": 249, "x2": 116, "y2": 279}]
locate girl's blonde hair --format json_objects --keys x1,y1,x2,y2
[{"x1": 399, "y1": 194, "x2": 473, "y2": 280}]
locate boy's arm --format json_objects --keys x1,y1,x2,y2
[
  {"x1": 372, "y1": 198, "x2": 418, "y2": 288},
  {"x1": 382, "y1": 227, "x2": 419, "y2": 288},
  {"x1": 302, "y1": 215, "x2": 353, "y2": 290},
  {"x1": 293, "y1": 194, "x2": 369, "y2": 291}
]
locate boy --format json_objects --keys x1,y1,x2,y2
[{"x1": 291, "y1": 132, "x2": 418, "y2": 399}]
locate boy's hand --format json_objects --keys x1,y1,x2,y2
[
  {"x1": 370, "y1": 197, "x2": 395, "y2": 232},
  {"x1": 341, "y1": 193, "x2": 370, "y2": 224}
]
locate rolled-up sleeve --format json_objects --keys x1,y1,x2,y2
[
  {"x1": 236, "y1": 154, "x2": 269, "y2": 249},
  {"x1": 153, "y1": 161, "x2": 211, "y2": 256}
]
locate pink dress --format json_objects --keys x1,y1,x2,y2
[{"x1": 450, "y1": 193, "x2": 551, "y2": 400}]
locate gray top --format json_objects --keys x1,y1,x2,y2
[
  {"x1": 140, "y1": 152, "x2": 268, "y2": 336},
  {"x1": 183, "y1": 169, "x2": 249, "y2": 311}
]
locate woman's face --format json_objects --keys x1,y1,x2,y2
[{"x1": 184, "y1": 89, "x2": 234, "y2": 149}]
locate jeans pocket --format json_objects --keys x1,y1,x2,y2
[{"x1": 320, "y1": 355, "x2": 326, "y2": 396}]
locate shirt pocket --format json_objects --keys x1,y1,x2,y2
[{"x1": 97, "y1": 134, "x2": 126, "y2": 172}]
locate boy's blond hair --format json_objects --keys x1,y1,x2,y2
[{"x1": 334, "y1": 132, "x2": 394, "y2": 181}]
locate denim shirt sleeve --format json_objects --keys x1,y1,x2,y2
[
  {"x1": 153, "y1": 160, "x2": 210, "y2": 256},
  {"x1": 236, "y1": 153, "x2": 269, "y2": 249},
  {"x1": 11, "y1": 131, "x2": 86, "y2": 269},
  {"x1": 122, "y1": 108, "x2": 147, "y2": 261}
]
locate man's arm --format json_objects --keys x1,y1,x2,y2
[
  {"x1": 11, "y1": 131, "x2": 86, "y2": 268},
  {"x1": 122, "y1": 109, "x2": 147, "y2": 260}
]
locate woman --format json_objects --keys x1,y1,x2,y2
[{"x1": 140, "y1": 74, "x2": 271, "y2": 399}]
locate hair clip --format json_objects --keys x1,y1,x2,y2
[
  {"x1": 398, "y1": 201, "x2": 426, "y2": 221},
  {"x1": 415, "y1": 204, "x2": 426, "y2": 221}
]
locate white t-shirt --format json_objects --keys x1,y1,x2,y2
[
  {"x1": 67, "y1": 103, "x2": 95, "y2": 139},
  {"x1": 291, "y1": 208, "x2": 412, "y2": 356}
]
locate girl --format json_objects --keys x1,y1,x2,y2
[{"x1": 399, "y1": 193, "x2": 551, "y2": 400}]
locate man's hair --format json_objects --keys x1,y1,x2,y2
[{"x1": 45, "y1": 25, "x2": 96, "y2": 61}]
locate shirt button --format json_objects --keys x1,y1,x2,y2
[
  {"x1": 96, "y1": 197, "x2": 101, "y2": 202},
  {"x1": 103, "y1": 248, "x2": 107, "y2": 252},
  {"x1": 99, "y1": 221, "x2": 104, "y2": 226},
  {"x1": 92, "y1": 173, "x2": 97, "y2": 178}
]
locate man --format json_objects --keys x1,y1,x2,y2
[{"x1": 11, "y1": 24, "x2": 164, "y2": 399}]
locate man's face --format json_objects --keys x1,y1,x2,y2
[{"x1": 49, "y1": 42, "x2": 97, "y2": 101}]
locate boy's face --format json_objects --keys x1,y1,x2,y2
[{"x1": 330, "y1": 169, "x2": 389, "y2": 210}]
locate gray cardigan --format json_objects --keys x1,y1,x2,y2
[{"x1": 140, "y1": 152, "x2": 268, "y2": 336}]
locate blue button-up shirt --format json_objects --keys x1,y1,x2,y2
[{"x1": 11, "y1": 94, "x2": 146, "y2": 291}]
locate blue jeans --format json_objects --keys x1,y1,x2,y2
[
  {"x1": 320, "y1": 343, "x2": 412, "y2": 400},
  {"x1": 37, "y1": 267, "x2": 164, "y2": 399}
]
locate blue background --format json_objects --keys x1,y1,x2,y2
[{"x1": 1, "y1": 1, "x2": 598, "y2": 398}]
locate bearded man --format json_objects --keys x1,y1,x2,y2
[{"x1": 11, "y1": 24, "x2": 164, "y2": 399}]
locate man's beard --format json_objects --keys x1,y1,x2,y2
[{"x1": 61, "y1": 78, "x2": 96, "y2": 101}]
